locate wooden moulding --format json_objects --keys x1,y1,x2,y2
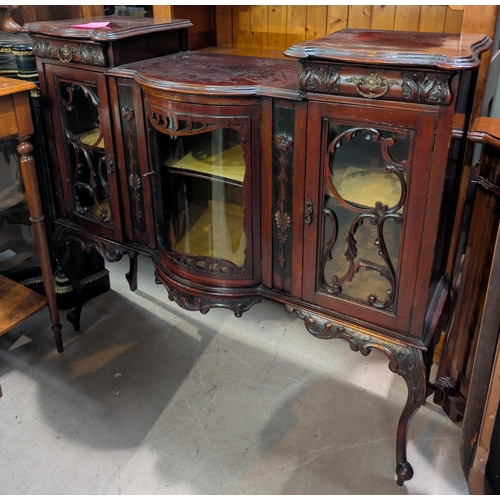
[{"x1": 285, "y1": 29, "x2": 493, "y2": 70}]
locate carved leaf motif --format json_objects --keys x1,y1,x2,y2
[
  {"x1": 274, "y1": 212, "x2": 291, "y2": 236},
  {"x1": 129, "y1": 173, "x2": 142, "y2": 191},
  {"x1": 299, "y1": 64, "x2": 340, "y2": 94},
  {"x1": 33, "y1": 39, "x2": 52, "y2": 58},
  {"x1": 79, "y1": 43, "x2": 106, "y2": 66},
  {"x1": 401, "y1": 71, "x2": 451, "y2": 104}
]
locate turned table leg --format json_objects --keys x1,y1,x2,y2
[{"x1": 17, "y1": 136, "x2": 63, "y2": 352}]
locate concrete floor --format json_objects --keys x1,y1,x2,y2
[{"x1": 0, "y1": 256, "x2": 468, "y2": 494}]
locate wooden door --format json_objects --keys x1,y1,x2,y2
[
  {"x1": 45, "y1": 64, "x2": 123, "y2": 242},
  {"x1": 303, "y1": 99, "x2": 439, "y2": 338}
]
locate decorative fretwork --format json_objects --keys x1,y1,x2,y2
[
  {"x1": 322, "y1": 127, "x2": 408, "y2": 309},
  {"x1": 401, "y1": 71, "x2": 451, "y2": 104},
  {"x1": 273, "y1": 134, "x2": 293, "y2": 268},
  {"x1": 146, "y1": 106, "x2": 246, "y2": 137},
  {"x1": 61, "y1": 82, "x2": 111, "y2": 223},
  {"x1": 299, "y1": 63, "x2": 340, "y2": 93}
]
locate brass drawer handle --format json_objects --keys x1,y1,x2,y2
[
  {"x1": 346, "y1": 73, "x2": 398, "y2": 99},
  {"x1": 143, "y1": 171, "x2": 156, "y2": 177},
  {"x1": 55, "y1": 45, "x2": 78, "y2": 63}
]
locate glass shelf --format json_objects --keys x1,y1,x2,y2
[{"x1": 166, "y1": 137, "x2": 245, "y2": 184}]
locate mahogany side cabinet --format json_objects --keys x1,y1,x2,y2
[{"x1": 25, "y1": 17, "x2": 492, "y2": 485}]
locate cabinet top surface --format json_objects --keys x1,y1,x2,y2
[
  {"x1": 112, "y1": 52, "x2": 299, "y2": 98},
  {"x1": 0, "y1": 76, "x2": 36, "y2": 97},
  {"x1": 285, "y1": 29, "x2": 492, "y2": 69},
  {"x1": 23, "y1": 16, "x2": 193, "y2": 41}
]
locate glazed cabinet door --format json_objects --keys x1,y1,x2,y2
[
  {"x1": 44, "y1": 64, "x2": 122, "y2": 241},
  {"x1": 147, "y1": 99, "x2": 261, "y2": 286},
  {"x1": 303, "y1": 100, "x2": 439, "y2": 337}
]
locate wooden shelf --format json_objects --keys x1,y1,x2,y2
[{"x1": 0, "y1": 274, "x2": 47, "y2": 336}]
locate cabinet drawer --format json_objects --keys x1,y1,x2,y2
[
  {"x1": 32, "y1": 37, "x2": 107, "y2": 67},
  {"x1": 298, "y1": 61, "x2": 453, "y2": 105}
]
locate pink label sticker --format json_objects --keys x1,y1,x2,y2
[{"x1": 71, "y1": 22, "x2": 110, "y2": 29}]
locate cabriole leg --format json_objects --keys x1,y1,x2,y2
[{"x1": 291, "y1": 307, "x2": 428, "y2": 486}]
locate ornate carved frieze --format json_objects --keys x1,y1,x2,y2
[
  {"x1": 273, "y1": 134, "x2": 293, "y2": 268},
  {"x1": 171, "y1": 253, "x2": 248, "y2": 278},
  {"x1": 401, "y1": 71, "x2": 451, "y2": 105},
  {"x1": 299, "y1": 63, "x2": 340, "y2": 93},
  {"x1": 32, "y1": 39, "x2": 106, "y2": 66},
  {"x1": 155, "y1": 270, "x2": 261, "y2": 317}
]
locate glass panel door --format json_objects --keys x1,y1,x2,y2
[
  {"x1": 46, "y1": 65, "x2": 121, "y2": 241},
  {"x1": 59, "y1": 81, "x2": 111, "y2": 224},
  {"x1": 155, "y1": 124, "x2": 252, "y2": 279},
  {"x1": 321, "y1": 125, "x2": 411, "y2": 311},
  {"x1": 303, "y1": 101, "x2": 438, "y2": 334}
]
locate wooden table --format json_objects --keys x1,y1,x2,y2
[{"x1": 0, "y1": 76, "x2": 62, "y2": 352}]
